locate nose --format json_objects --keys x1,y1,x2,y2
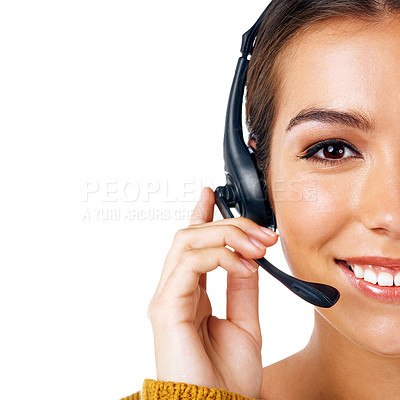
[{"x1": 359, "y1": 156, "x2": 400, "y2": 239}]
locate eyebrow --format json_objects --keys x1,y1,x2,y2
[{"x1": 286, "y1": 107, "x2": 375, "y2": 133}]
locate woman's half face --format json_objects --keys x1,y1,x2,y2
[{"x1": 268, "y1": 16, "x2": 400, "y2": 356}]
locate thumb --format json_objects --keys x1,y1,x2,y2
[
  {"x1": 188, "y1": 187, "x2": 215, "y2": 226},
  {"x1": 226, "y1": 252, "x2": 261, "y2": 346},
  {"x1": 188, "y1": 187, "x2": 215, "y2": 292}
]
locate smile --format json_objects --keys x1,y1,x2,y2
[
  {"x1": 343, "y1": 260, "x2": 400, "y2": 287},
  {"x1": 335, "y1": 259, "x2": 400, "y2": 303}
]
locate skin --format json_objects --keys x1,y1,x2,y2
[{"x1": 258, "y1": 15, "x2": 400, "y2": 400}]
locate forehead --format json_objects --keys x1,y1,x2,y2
[{"x1": 274, "y1": 16, "x2": 400, "y2": 132}]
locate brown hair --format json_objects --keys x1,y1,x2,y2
[{"x1": 245, "y1": 0, "x2": 400, "y2": 182}]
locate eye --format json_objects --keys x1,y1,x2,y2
[{"x1": 296, "y1": 139, "x2": 362, "y2": 166}]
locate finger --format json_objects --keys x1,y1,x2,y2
[
  {"x1": 191, "y1": 216, "x2": 278, "y2": 239},
  {"x1": 163, "y1": 247, "x2": 256, "y2": 301},
  {"x1": 199, "y1": 273, "x2": 207, "y2": 292},
  {"x1": 189, "y1": 187, "x2": 215, "y2": 226},
  {"x1": 156, "y1": 223, "x2": 272, "y2": 295},
  {"x1": 189, "y1": 187, "x2": 215, "y2": 290},
  {"x1": 174, "y1": 223, "x2": 278, "y2": 258},
  {"x1": 226, "y1": 251, "x2": 261, "y2": 345},
  {"x1": 165, "y1": 218, "x2": 278, "y2": 277}
]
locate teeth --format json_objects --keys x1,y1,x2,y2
[
  {"x1": 353, "y1": 265, "x2": 364, "y2": 278},
  {"x1": 347, "y1": 262, "x2": 400, "y2": 287},
  {"x1": 378, "y1": 272, "x2": 394, "y2": 286},
  {"x1": 364, "y1": 269, "x2": 377, "y2": 284}
]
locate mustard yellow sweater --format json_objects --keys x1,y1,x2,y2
[{"x1": 120, "y1": 379, "x2": 256, "y2": 400}]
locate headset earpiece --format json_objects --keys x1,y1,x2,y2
[{"x1": 216, "y1": 53, "x2": 276, "y2": 231}]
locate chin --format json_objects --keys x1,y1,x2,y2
[
  {"x1": 331, "y1": 312, "x2": 400, "y2": 358},
  {"x1": 360, "y1": 339, "x2": 400, "y2": 358},
  {"x1": 316, "y1": 291, "x2": 400, "y2": 359}
]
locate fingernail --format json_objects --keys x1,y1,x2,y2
[
  {"x1": 238, "y1": 256, "x2": 257, "y2": 273},
  {"x1": 259, "y1": 226, "x2": 279, "y2": 237},
  {"x1": 249, "y1": 237, "x2": 266, "y2": 250}
]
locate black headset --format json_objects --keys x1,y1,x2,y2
[{"x1": 214, "y1": 3, "x2": 340, "y2": 308}]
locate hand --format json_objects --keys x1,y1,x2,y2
[{"x1": 147, "y1": 187, "x2": 279, "y2": 399}]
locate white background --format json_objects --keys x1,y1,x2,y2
[{"x1": 0, "y1": 1, "x2": 314, "y2": 399}]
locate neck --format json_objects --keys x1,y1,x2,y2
[{"x1": 303, "y1": 310, "x2": 400, "y2": 400}]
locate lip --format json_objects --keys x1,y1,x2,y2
[
  {"x1": 344, "y1": 256, "x2": 400, "y2": 268},
  {"x1": 335, "y1": 259, "x2": 400, "y2": 303}
]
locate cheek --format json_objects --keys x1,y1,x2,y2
[
  {"x1": 272, "y1": 176, "x2": 352, "y2": 250},
  {"x1": 270, "y1": 170, "x2": 360, "y2": 284},
  {"x1": 270, "y1": 171, "x2": 400, "y2": 356}
]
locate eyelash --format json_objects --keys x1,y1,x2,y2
[{"x1": 296, "y1": 139, "x2": 362, "y2": 166}]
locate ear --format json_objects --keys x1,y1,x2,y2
[{"x1": 248, "y1": 138, "x2": 257, "y2": 150}]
